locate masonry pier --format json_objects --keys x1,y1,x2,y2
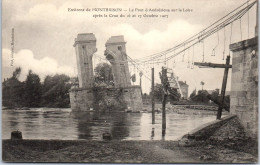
[
  {"x1": 69, "y1": 33, "x2": 143, "y2": 112},
  {"x1": 229, "y1": 36, "x2": 258, "y2": 138}
]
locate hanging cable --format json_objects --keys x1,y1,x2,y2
[
  {"x1": 187, "y1": 48, "x2": 190, "y2": 68},
  {"x1": 98, "y1": 0, "x2": 256, "y2": 75},
  {"x1": 182, "y1": 44, "x2": 185, "y2": 62},
  {"x1": 212, "y1": 30, "x2": 219, "y2": 56},
  {"x1": 202, "y1": 40, "x2": 205, "y2": 62},
  {"x1": 173, "y1": 50, "x2": 176, "y2": 68},
  {"x1": 247, "y1": 0, "x2": 250, "y2": 38},
  {"x1": 105, "y1": 0, "x2": 254, "y2": 67},
  {"x1": 229, "y1": 22, "x2": 233, "y2": 56},
  {"x1": 164, "y1": 54, "x2": 166, "y2": 66},
  {"x1": 133, "y1": 0, "x2": 255, "y2": 63},
  {"x1": 223, "y1": 26, "x2": 226, "y2": 60},
  {"x1": 240, "y1": 18, "x2": 243, "y2": 40},
  {"x1": 164, "y1": 1, "x2": 256, "y2": 62},
  {"x1": 191, "y1": 45, "x2": 194, "y2": 69}
]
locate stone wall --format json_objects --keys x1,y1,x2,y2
[
  {"x1": 70, "y1": 86, "x2": 143, "y2": 112},
  {"x1": 122, "y1": 86, "x2": 143, "y2": 112},
  {"x1": 92, "y1": 87, "x2": 127, "y2": 111},
  {"x1": 69, "y1": 88, "x2": 94, "y2": 111},
  {"x1": 229, "y1": 37, "x2": 258, "y2": 138}
]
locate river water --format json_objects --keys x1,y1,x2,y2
[{"x1": 2, "y1": 108, "x2": 218, "y2": 140}]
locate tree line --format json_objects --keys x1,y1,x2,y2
[
  {"x1": 2, "y1": 63, "x2": 114, "y2": 109},
  {"x1": 2, "y1": 63, "x2": 226, "y2": 109},
  {"x1": 2, "y1": 67, "x2": 72, "y2": 109}
]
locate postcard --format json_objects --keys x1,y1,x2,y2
[{"x1": 2, "y1": 0, "x2": 258, "y2": 163}]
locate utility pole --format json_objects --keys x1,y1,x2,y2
[
  {"x1": 216, "y1": 55, "x2": 230, "y2": 119},
  {"x1": 139, "y1": 71, "x2": 143, "y2": 95},
  {"x1": 256, "y1": 0, "x2": 258, "y2": 36},
  {"x1": 160, "y1": 67, "x2": 168, "y2": 136},
  {"x1": 151, "y1": 68, "x2": 155, "y2": 124},
  {"x1": 194, "y1": 55, "x2": 231, "y2": 119}
]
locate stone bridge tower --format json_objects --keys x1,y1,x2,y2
[
  {"x1": 104, "y1": 36, "x2": 131, "y2": 88},
  {"x1": 70, "y1": 34, "x2": 143, "y2": 112},
  {"x1": 74, "y1": 33, "x2": 97, "y2": 88}
]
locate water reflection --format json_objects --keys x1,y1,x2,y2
[
  {"x1": 2, "y1": 108, "x2": 219, "y2": 140},
  {"x1": 151, "y1": 128, "x2": 155, "y2": 140},
  {"x1": 71, "y1": 111, "x2": 132, "y2": 140},
  {"x1": 110, "y1": 113, "x2": 130, "y2": 140},
  {"x1": 72, "y1": 112, "x2": 94, "y2": 139}
]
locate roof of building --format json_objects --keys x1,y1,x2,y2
[
  {"x1": 75, "y1": 33, "x2": 96, "y2": 41},
  {"x1": 106, "y1": 35, "x2": 125, "y2": 44}
]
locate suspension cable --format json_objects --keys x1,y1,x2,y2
[{"x1": 133, "y1": 0, "x2": 255, "y2": 62}]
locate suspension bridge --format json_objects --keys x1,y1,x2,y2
[{"x1": 81, "y1": 0, "x2": 258, "y2": 128}]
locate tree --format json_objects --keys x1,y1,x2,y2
[
  {"x1": 190, "y1": 90, "x2": 209, "y2": 103},
  {"x1": 189, "y1": 89, "x2": 197, "y2": 99},
  {"x1": 41, "y1": 74, "x2": 72, "y2": 107},
  {"x1": 200, "y1": 81, "x2": 205, "y2": 90},
  {"x1": 12, "y1": 67, "x2": 21, "y2": 79},
  {"x1": 152, "y1": 83, "x2": 163, "y2": 101},
  {"x1": 94, "y1": 63, "x2": 113, "y2": 86},
  {"x1": 2, "y1": 67, "x2": 24, "y2": 108},
  {"x1": 23, "y1": 70, "x2": 42, "y2": 107}
]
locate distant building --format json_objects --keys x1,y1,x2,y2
[
  {"x1": 170, "y1": 80, "x2": 189, "y2": 100},
  {"x1": 178, "y1": 81, "x2": 189, "y2": 99}
]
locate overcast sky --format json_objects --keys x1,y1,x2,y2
[{"x1": 2, "y1": 0, "x2": 257, "y2": 94}]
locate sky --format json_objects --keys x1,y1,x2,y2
[{"x1": 2, "y1": 0, "x2": 257, "y2": 94}]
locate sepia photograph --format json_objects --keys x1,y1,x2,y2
[{"x1": 2, "y1": 0, "x2": 259, "y2": 163}]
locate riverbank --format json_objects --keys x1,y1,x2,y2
[
  {"x1": 142, "y1": 103, "x2": 229, "y2": 115},
  {"x1": 2, "y1": 140, "x2": 196, "y2": 163},
  {"x1": 3, "y1": 137, "x2": 257, "y2": 163}
]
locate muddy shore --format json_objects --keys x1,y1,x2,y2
[{"x1": 2, "y1": 137, "x2": 257, "y2": 163}]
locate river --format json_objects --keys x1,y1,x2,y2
[{"x1": 2, "y1": 108, "x2": 218, "y2": 140}]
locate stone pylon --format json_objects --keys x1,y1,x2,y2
[
  {"x1": 104, "y1": 36, "x2": 131, "y2": 88},
  {"x1": 74, "y1": 33, "x2": 97, "y2": 88}
]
